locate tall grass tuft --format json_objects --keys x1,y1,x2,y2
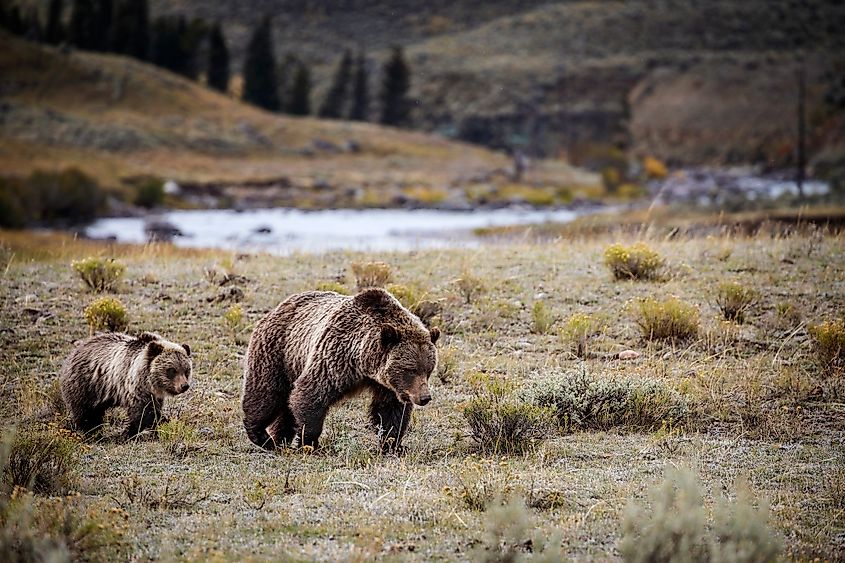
[
  {"x1": 634, "y1": 296, "x2": 700, "y2": 341},
  {"x1": 530, "y1": 300, "x2": 555, "y2": 334},
  {"x1": 351, "y1": 261, "x2": 392, "y2": 290},
  {"x1": 715, "y1": 281, "x2": 758, "y2": 323},
  {"x1": 808, "y1": 319, "x2": 845, "y2": 377},
  {"x1": 2, "y1": 427, "x2": 81, "y2": 495}
]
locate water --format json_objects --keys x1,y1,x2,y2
[{"x1": 85, "y1": 207, "x2": 584, "y2": 254}]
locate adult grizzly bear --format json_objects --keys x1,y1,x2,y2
[
  {"x1": 60, "y1": 331, "x2": 193, "y2": 438},
  {"x1": 241, "y1": 288, "x2": 440, "y2": 452}
]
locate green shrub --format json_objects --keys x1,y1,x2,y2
[
  {"x1": 132, "y1": 178, "x2": 165, "y2": 209},
  {"x1": 315, "y1": 280, "x2": 351, "y2": 295},
  {"x1": 620, "y1": 468, "x2": 781, "y2": 563},
  {"x1": 522, "y1": 369, "x2": 690, "y2": 432},
  {"x1": 559, "y1": 313, "x2": 605, "y2": 357},
  {"x1": 808, "y1": 319, "x2": 845, "y2": 376},
  {"x1": 530, "y1": 300, "x2": 555, "y2": 334},
  {"x1": 715, "y1": 281, "x2": 758, "y2": 323},
  {"x1": 71, "y1": 257, "x2": 125, "y2": 292},
  {"x1": 157, "y1": 420, "x2": 198, "y2": 459},
  {"x1": 2, "y1": 427, "x2": 81, "y2": 495},
  {"x1": 462, "y1": 373, "x2": 555, "y2": 455},
  {"x1": 84, "y1": 297, "x2": 128, "y2": 333},
  {"x1": 386, "y1": 283, "x2": 421, "y2": 310},
  {"x1": 635, "y1": 296, "x2": 700, "y2": 341},
  {"x1": 351, "y1": 261, "x2": 392, "y2": 290},
  {"x1": 604, "y1": 243, "x2": 664, "y2": 281}
]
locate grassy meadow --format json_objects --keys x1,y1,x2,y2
[{"x1": 0, "y1": 227, "x2": 843, "y2": 561}]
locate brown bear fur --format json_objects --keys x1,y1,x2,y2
[
  {"x1": 60, "y1": 331, "x2": 193, "y2": 438},
  {"x1": 241, "y1": 288, "x2": 440, "y2": 452}
]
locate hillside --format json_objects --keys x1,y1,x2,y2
[
  {"x1": 141, "y1": 0, "x2": 845, "y2": 167},
  {"x1": 0, "y1": 31, "x2": 597, "y2": 208}
]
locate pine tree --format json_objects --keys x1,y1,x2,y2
[
  {"x1": 94, "y1": 0, "x2": 111, "y2": 51},
  {"x1": 380, "y1": 46, "x2": 411, "y2": 127},
  {"x1": 348, "y1": 51, "x2": 369, "y2": 121},
  {"x1": 111, "y1": 0, "x2": 149, "y2": 60},
  {"x1": 150, "y1": 15, "x2": 181, "y2": 72},
  {"x1": 242, "y1": 16, "x2": 280, "y2": 111},
  {"x1": 207, "y1": 22, "x2": 229, "y2": 92},
  {"x1": 318, "y1": 49, "x2": 352, "y2": 119},
  {"x1": 69, "y1": 0, "x2": 98, "y2": 50},
  {"x1": 44, "y1": 0, "x2": 64, "y2": 44},
  {"x1": 287, "y1": 62, "x2": 311, "y2": 116}
]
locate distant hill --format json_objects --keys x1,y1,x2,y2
[
  {"x1": 140, "y1": 0, "x2": 844, "y2": 168},
  {"x1": 0, "y1": 31, "x2": 597, "y2": 209}
]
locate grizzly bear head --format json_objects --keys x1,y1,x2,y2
[
  {"x1": 356, "y1": 289, "x2": 440, "y2": 406},
  {"x1": 146, "y1": 339, "x2": 193, "y2": 398}
]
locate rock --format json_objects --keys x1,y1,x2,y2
[
  {"x1": 145, "y1": 219, "x2": 183, "y2": 242},
  {"x1": 253, "y1": 225, "x2": 273, "y2": 234},
  {"x1": 618, "y1": 350, "x2": 641, "y2": 361},
  {"x1": 208, "y1": 286, "x2": 244, "y2": 303},
  {"x1": 163, "y1": 180, "x2": 181, "y2": 195}
]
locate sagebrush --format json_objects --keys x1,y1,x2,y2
[
  {"x1": 71, "y1": 257, "x2": 125, "y2": 292},
  {"x1": 522, "y1": 369, "x2": 690, "y2": 432},
  {"x1": 635, "y1": 296, "x2": 700, "y2": 341}
]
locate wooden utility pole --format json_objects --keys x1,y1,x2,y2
[{"x1": 796, "y1": 63, "x2": 806, "y2": 201}]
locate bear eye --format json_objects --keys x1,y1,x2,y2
[{"x1": 166, "y1": 368, "x2": 177, "y2": 378}]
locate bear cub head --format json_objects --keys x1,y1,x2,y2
[
  {"x1": 141, "y1": 333, "x2": 193, "y2": 398},
  {"x1": 356, "y1": 289, "x2": 441, "y2": 407}
]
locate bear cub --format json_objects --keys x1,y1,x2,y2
[
  {"x1": 60, "y1": 331, "x2": 193, "y2": 438},
  {"x1": 242, "y1": 288, "x2": 440, "y2": 452}
]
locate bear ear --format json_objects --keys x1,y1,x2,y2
[
  {"x1": 181, "y1": 343, "x2": 191, "y2": 357},
  {"x1": 138, "y1": 332, "x2": 159, "y2": 343},
  {"x1": 147, "y1": 341, "x2": 164, "y2": 358},
  {"x1": 355, "y1": 288, "x2": 392, "y2": 312},
  {"x1": 429, "y1": 327, "x2": 441, "y2": 344},
  {"x1": 380, "y1": 324, "x2": 401, "y2": 348}
]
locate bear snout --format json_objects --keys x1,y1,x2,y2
[
  {"x1": 417, "y1": 393, "x2": 431, "y2": 406},
  {"x1": 179, "y1": 382, "x2": 190, "y2": 393}
]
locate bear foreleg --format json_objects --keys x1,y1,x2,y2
[{"x1": 369, "y1": 384, "x2": 413, "y2": 454}]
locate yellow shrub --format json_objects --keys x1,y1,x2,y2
[
  {"x1": 643, "y1": 156, "x2": 668, "y2": 179},
  {"x1": 808, "y1": 319, "x2": 845, "y2": 376},
  {"x1": 604, "y1": 243, "x2": 664, "y2": 280},
  {"x1": 84, "y1": 297, "x2": 128, "y2": 333}
]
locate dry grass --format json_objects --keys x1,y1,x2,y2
[{"x1": 0, "y1": 231, "x2": 843, "y2": 560}]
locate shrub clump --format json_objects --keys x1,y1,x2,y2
[
  {"x1": 454, "y1": 270, "x2": 485, "y2": 305},
  {"x1": 315, "y1": 280, "x2": 350, "y2": 295},
  {"x1": 715, "y1": 281, "x2": 758, "y2": 323},
  {"x1": 351, "y1": 261, "x2": 392, "y2": 290},
  {"x1": 2, "y1": 427, "x2": 81, "y2": 495},
  {"x1": 635, "y1": 296, "x2": 700, "y2": 341},
  {"x1": 560, "y1": 313, "x2": 606, "y2": 357},
  {"x1": 620, "y1": 468, "x2": 781, "y2": 563},
  {"x1": 462, "y1": 373, "x2": 555, "y2": 455},
  {"x1": 0, "y1": 169, "x2": 106, "y2": 228},
  {"x1": 222, "y1": 304, "x2": 244, "y2": 333},
  {"x1": 71, "y1": 257, "x2": 125, "y2": 292},
  {"x1": 132, "y1": 177, "x2": 165, "y2": 209},
  {"x1": 84, "y1": 297, "x2": 128, "y2": 333},
  {"x1": 530, "y1": 300, "x2": 555, "y2": 334},
  {"x1": 808, "y1": 319, "x2": 845, "y2": 376},
  {"x1": 522, "y1": 369, "x2": 690, "y2": 432},
  {"x1": 604, "y1": 242, "x2": 664, "y2": 280}
]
